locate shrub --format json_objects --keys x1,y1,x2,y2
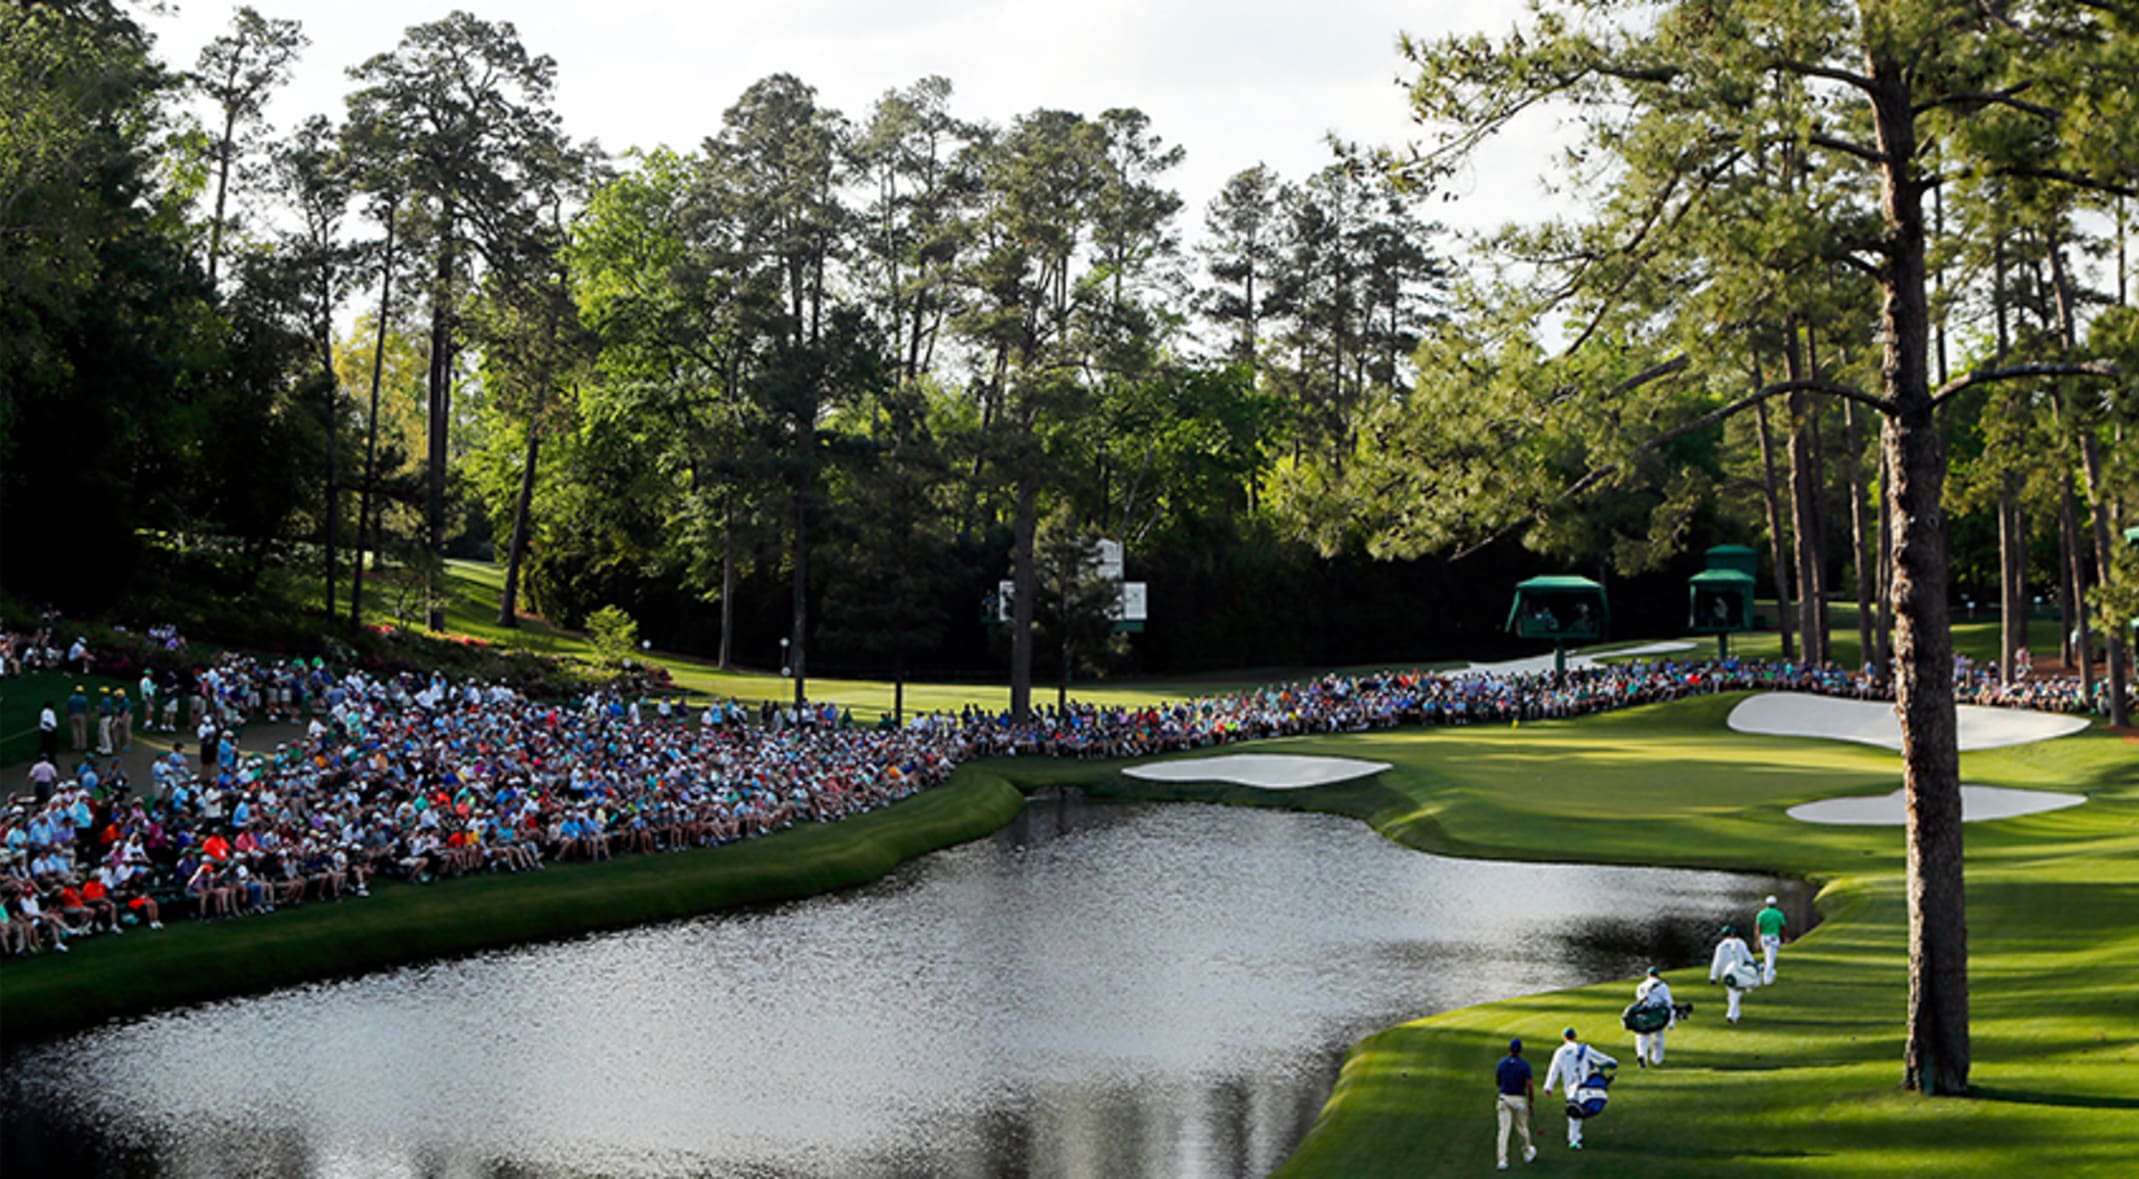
[{"x1": 584, "y1": 605, "x2": 640, "y2": 665}]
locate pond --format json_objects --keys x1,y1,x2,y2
[{"x1": 1, "y1": 797, "x2": 1806, "y2": 1178}]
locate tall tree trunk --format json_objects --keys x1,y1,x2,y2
[
  {"x1": 1009, "y1": 471, "x2": 1039, "y2": 722},
  {"x1": 2058, "y1": 509, "x2": 2077, "y2": 669},
  {"x1": 425, "y1": 208, "x2": 456, "y2": 632},
  {"x1": 2060, "y1": 472, "x2": 2097, "y2": 695},
  {"x1": 1753, "y1": 391, "x2": 1796, "y2": 661},
  {"x1": 1844, "y1": 399, "x2": 1875, "y2": 667},
  {"x1": 718, "y1": 492, "x2": 735, "y2": 670},
  {"x1": 1782, "y1": 323, "x2": 1827, "y2": 663},
  {"x1": 321, "y1": 343, "x2": 339, "y2": 621},
  {"x1": 790, "y1": 478, "x2": 809, "y2": 710},
  {"x1": 2078, "y1": 431, "x2": 2131, "y2": 726},
  {"x1": 1876, "y1": 440, "x2": 1895, "y2": 673},
  {"x1": 350, "y1": 200, "x2": 398, "y2": 633},
  {"x1": 2049, "y1": 241, "x2": 2131, "y2": 726},
  {"x1": 206, "y1": 109, "x2": 239, "y2": 290},
  {"x1": 1998, "y1": 477, "x2": 2024, "y2": 682},
  {"x1": 1869, "y1": 63, "x2": 1968, "y2": 1097},
  {"x1": 497, "y1": 421, "x2": 541, "y2": 628}
]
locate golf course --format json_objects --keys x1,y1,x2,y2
[
  {"x1": 8, "y1": 665, "x2": 2135, "y2": 1175},
  {"x1": 1058, "y1": 695, "x2": 2139, "y2": 1178}
]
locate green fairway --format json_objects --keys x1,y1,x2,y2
[{"x1": 993, "y1": 693, "x2": 2138, "y2": 1177}]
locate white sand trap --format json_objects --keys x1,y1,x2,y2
[
  {"x1": 1123, "y1": 754, "x2": 1392, "y2": 790},
  {"x1": 1789, "y1": 785, "x2": 2087, "y2": 825},
  {"x1": 1728, "y1": 692, "x2": 2090, "y2": 751},
  {"x1": 1457, "y1": 640, "x2": 1697, "y2": 679}
]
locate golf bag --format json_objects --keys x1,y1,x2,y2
[
  {"x1": 1624, "y1": 999, "x2": 1696, "y2": 1032},
  {"x1": 1566, "y1": 1065, "x2": 1615, "y2": 1120},
  {"x1": 1722, "y1": 961, "x2": 1763, "y2": 991},
  {"x1": 1622, "y1": 1000, "x2": 1669, "y2": 1034}
]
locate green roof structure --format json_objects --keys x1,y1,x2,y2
[
  {"x1": 1688, "y1": 568, "x2": 1756, "y2": 635},
  {"x1": 1703, "y1": 544, "x2": 1759, "y2": 579},
  {"x1": 1506, "y1": 575, "x2": 1609, "y2": 644}
]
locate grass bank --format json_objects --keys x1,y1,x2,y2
[
  {"x1": 984, "y1": 693, "x2": 2138, "y2": 1176},
  {"x1": 0, "y1": 770, "x2": 1025, "y2": 1052}
]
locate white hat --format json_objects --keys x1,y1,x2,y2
[{"x1": 1765, "y1": 895, "x2": 1778, "y2": 905}]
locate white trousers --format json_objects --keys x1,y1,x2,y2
[
  {"x1": 1636, "y1": 1028, "x2": 1666, "y2": 1064},
  {"x1": 1496, "y1": 1094, "x2": 1532, "y2": 1164},
  {"x1": 1761, "y1": 934, "x2": 1780, "y2": 984},
  {"x1": 1566, "y1": 1107, "x2": 1584, "y2": 1146},
  {"x1": 1726, "y1": 985, "x2": 1744, "y2": 1022}
]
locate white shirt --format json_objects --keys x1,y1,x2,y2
[
  {"x1": 39, "y1": 707, "x2": 57, "y2": 732},
  {"x1": 1710, "y1": 935, "x2": 1757, "y2": 984},
  {"x1": 1543, "y1": 1041, "x2": 1615, "y2": 1095},
  {"x1": 1635, "y1": 977, "x2": 1675, "y2": 1027}
]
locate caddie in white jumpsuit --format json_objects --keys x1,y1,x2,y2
[
  {"x1": 1541, "y1": 1026, "x2": 1616, "y2": 1149},
  {"x1": 1709, "y1": 924, "x2": 1758, "y2": 1024},
  {"x1": 1633, "y1": 966, "x2": 1674, "y2": 1066}
]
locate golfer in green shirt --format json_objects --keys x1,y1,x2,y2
[{"x1": 1755, "y1": 895, "x2": 1787, "y2": 984}]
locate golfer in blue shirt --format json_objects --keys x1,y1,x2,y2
[{"x1": 1495, "y1": 1037, "x2": 1537, "y2": 1169}]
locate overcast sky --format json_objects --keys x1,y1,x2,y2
[{"x1": 142, "y1": 0, "x2": 1571, "y2": 248}]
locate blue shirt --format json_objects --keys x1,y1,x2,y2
[{"x1": 1497, "y1": 1055, "x2": 1533, "y2": 1096}]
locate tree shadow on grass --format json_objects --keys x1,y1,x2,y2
[{"x1": 1972, "y1": 1085, "x2": 2139, "y2": 1111}]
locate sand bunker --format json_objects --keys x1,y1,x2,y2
[
  {"x1": 1788, "y1": 785, "x2": 2087, "y2": 826},
  {"x1": 1123, "y1": 754, "x2": 1392, "y2": 790},
  {"x1": 1727, "y1": 692, "x2": 2090, "y2": 751},
  {"x1": 1458, "y1": 641, "x2": 1697, "y2": 679}
]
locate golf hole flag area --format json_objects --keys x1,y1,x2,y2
[{"x1": 1123, "y1": 753, "x2": 1393, "y2": 790}]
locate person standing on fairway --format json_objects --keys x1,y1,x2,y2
[
  {"x1": 1542, "y1": 1027, "x2": 1615, "y2": 1151},
  {"x1": 1709, "y1": 924, "x2": 1759, "y2": 1024},
  {"x1": 1494, "y1": 1037, "x2": 1537, "y2": 1169},
  {"x1": 1630, "y1": 966, "x2": 1674, "y2": 1066},
  {"x1": 1755, "y1": 895, "x2": 1787, "y2": 984}
]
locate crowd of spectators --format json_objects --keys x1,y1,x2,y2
[
  {"x1": 0, "y1": 625, "x2": 95, "y2": 680},
  {"x1": 3, "y1": 642, "x2": 2130, "y2": 960}
]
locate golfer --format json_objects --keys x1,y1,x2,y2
[
  {"x1": 1755, "y1": 894, "x2": 1787, "y2": 984},
  {"x1": 1542, "y1": 1027, "x2": 1615, "y2": 1151},
  {"x1": 1494, "y1": 1037, "x2": 1537, "y2": 1169},
  {"x1": 1631, "y1": 966, "x2": 1674, "y2": 1067},
  {"x1": 1709, "y1": 924, "x2": 1759, "y2": 1024}
]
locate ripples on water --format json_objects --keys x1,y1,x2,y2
[{"x1": 1, "y1": 799, "x2": 1802, "y2": 1178}]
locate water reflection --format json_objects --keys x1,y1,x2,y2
[{"x1": 1, "y1": 799, "x2": 1803, "y2": 1179}]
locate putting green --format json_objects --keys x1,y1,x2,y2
[{"x1": 1018, "y1": 692, "x2": 2137, "y2": 1177}]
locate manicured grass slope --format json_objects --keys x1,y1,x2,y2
[
  {"x1": 0, "y1": 772, "x2": 1024, "y2": 1048},
  {"x1": 0, "y1": 670, "x2": 137, "y2": 766},
  {"x1": 1025, "y1": 694, "x2": 2136, "y2": 1177}
]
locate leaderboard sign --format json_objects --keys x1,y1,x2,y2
[{"x1": 995, "y1": 539, "x2": 1148, "y2": 632}]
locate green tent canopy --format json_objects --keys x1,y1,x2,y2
[
  {"x1": 1507, "y1": 575, "x2": 1609, "y2": 641},
  {"x1": 1704, "y1": 544, "x2": 1759, "y2": 579},
  {"x1": 1688, "y1": 568, "x2": 1756, "y2": 633}
]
